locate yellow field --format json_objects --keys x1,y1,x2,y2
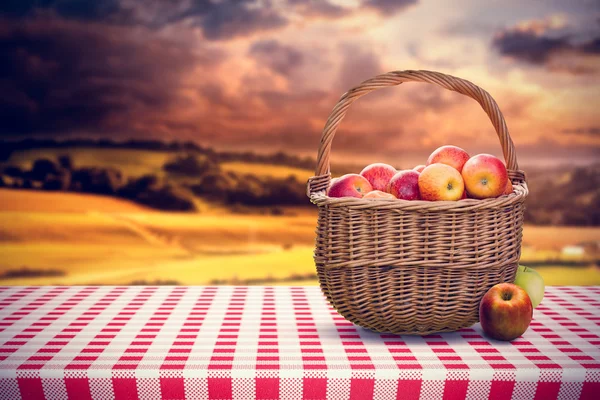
[
  {"x1": 0, "y1": 188, "x2": 598, "y2": 286},
  {"x1": 0, "y1": 188, "x2": 151, "y2": 213},
  {"x1": 221, "y1": 161, "x2": 314, "y2": 181},
  {"x1": 522, "y1": 226, "x2": 600, "y2": 250},
  {"x1": 536, "y1": 266, "x2": 600, "y2": 286},
  {"x1": 0, "y1": 188, "x2": 317, "y2": 285}
]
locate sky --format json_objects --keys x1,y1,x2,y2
[{"x1": 1, "y1": 0, "x2": 599, "y2": 168}]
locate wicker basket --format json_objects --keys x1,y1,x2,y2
[{"x1": 306, "y1": 70, "x2": 528, "y2": 335}]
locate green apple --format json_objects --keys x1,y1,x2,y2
[{"x1": 514, "y1": 265, "x2": 545, "y2": 308}]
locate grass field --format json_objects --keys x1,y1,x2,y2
[
  {"x1": 0, "y1": 188, "x2": 317, "y2": 285},
  {"x1": 221, "y1": 161, "x2": 314, "y2": 181},
  {"x1": 7, "y1": 148, "x2": 172, "y2": 178},
  {"x1": 0, "y1": 188, "x2": 151, "y2": 213},
  {"x1": 1, "y1": 187, "x2": 599, "y2": 286},
  {"x1": 6, "y1": 148, "x2": 318, "y2": 182}
]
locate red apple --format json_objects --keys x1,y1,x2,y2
[
  {"x1": 461, "y1": 154, "x2": 508, "y2": 199},
  {"x1": 363, "y1": 190, "x2": 396, "y2": 199},
  {"x1": 413, "y1": 165, "x2": 426, "y2": 173},
  {"x1": 326, "y1": 177, "x2": 340, "y2": 195},
  {"x1": 360, "y1": 163, "x2": 397, "y2": 192},
  {"x1": 328, "y1": 174, "x2": 373, "y2": 198},
  {"x1": 479, "y1": 283, "x2": 533, "y2": 341},
  {"x1": 418, "y1": 163, "x2": 464, "y2": 201},
  {"x1": 503, "y1": 180, "x2": 514, "y2": 195},
  {"x1": 427, "y1": 145, "x2": 471, "y2": 172},
  {"x1": 387, "y1": 170, "x2": 421, "y2": 200}
]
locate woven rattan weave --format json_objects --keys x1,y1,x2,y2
[{"x1": 307, "y1": 70, "x2": 528, "y2": 335}]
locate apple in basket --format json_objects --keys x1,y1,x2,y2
[
  {"x1": 328, "y1": 174, "x2": 373, "y2": 198},
  {"x1": 326, "y1": 177, "x2": 340, "y2": 195},
  {"x1": 388, "y1": 170, "x2": 421, "y2": 200},
  {"x1": 479, "y1": 283, "x2": 533, "y2": 341},
  {"x1": 503, "y1": 180, "x2": 514, "y2": 195},
  {"x1": 413, "y1": 165, "x2": 426, "y2": 173},
  {"x1": 427, "y1": 145, "x2": 471, "y2": 172},
  {"x1": 418, "y1": 163, "x2": 465, "y2": 201},
  {"x1": 363, "y1": 190, "x2": 396, "y2": 199},
  {"x1": 461, "y1": 154, "x2": 508, "y2": 199},
  {"x1": 360, "y1": 163, "x2": 397, "y2": 192}
]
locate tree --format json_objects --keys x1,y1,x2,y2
[
  {"x1": 58, "y1": 155, "x2": 73, "y2": 170},
  {"x1": 163, "y1": 154, "x2": 219, "y2": 177},
  {"x1": 30, "y1": 159, "x2": 60, "y2": 181}
]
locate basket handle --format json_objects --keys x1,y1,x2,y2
[{"x1": 312, "y1": 70, "x2": 520, "y2": 184}]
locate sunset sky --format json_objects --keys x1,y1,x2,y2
[{"x1": 1, "y1": 0, "x2": 599, "y2": 168}]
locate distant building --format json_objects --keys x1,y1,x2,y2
[{"x1": 561, "y1": 245, "x2": 585, "y2": 258}]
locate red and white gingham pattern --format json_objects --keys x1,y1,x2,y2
[{"x1": 0, "y1": 286, "x2": 598, "y2": 400}]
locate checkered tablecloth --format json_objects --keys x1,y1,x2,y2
[{"x1": 0, "y1": 286, "x2": 598, "y2": 400}]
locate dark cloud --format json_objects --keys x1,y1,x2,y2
[
  {"x1": 330, "y1": 126, "x2": 404, "y2": 157},
  {"x1": 288, "y1": 0, "x2": 351, "y2": 19},
  {"x1": 336, "y1": 43, "x2": 383, "y2": 91},
  {"x1": 362, "y1": 0, "x2": 417, "y2": 15},
  {"x1": 582, "y1": 37, "x2": 600, "y2": 54},
  {"x1": 0, "y1": 0, "x2": 131, "y2": 22},
  {"x1": 1, "y1": 1, "x2": 288, "y2": 41},
  {"x1": 0, "y1": 0, "x2": 417, "y2": 43},
  {"x1": 516, "y1": 137, "x2": 600, "y2": 161},
  {"x1": 492, "y1": 23, "x2": 600, "y2": 74},
  {"x1": 0, "y1": 17, "x2": 223, "y2": 137},
  {"x1": 142, "y1": 0, "x2": 288, "y2": 41},
  {"x1": 562, "y1": 127, "x2": 600, "y2": 137},
  {"x1": 249, "y1": 40, "x2": 303, "y2": 76},
  {"x1": 190, "y1": 1, "x2": 288, "y2": 40},
  {"x1": 493, "y1": 30, "x2": 570, "y2": 64},
  {"x1": 230, "y1": 123, "x2": 322, "y2": 154},
  {"x1": 254, "y1": 89, "x2": 329, "y2": 113},
  {"x1": 402, "y1": 84, "x2": 467, "y2": 112}
]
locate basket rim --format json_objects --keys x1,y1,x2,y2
[{"x1": 310, "y1": 181, "x2": 528, "y2": 211}]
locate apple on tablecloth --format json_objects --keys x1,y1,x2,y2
[
  {"x1": 479, "y1": 283, "x2": 533, "y2": 341},
  {"x1": 514, "y1": 265, "x2": 545, "y2": 308}
]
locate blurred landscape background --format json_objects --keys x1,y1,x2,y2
[{"x1": 0, "y1": 0, "x2": 599, "y2": 286}]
